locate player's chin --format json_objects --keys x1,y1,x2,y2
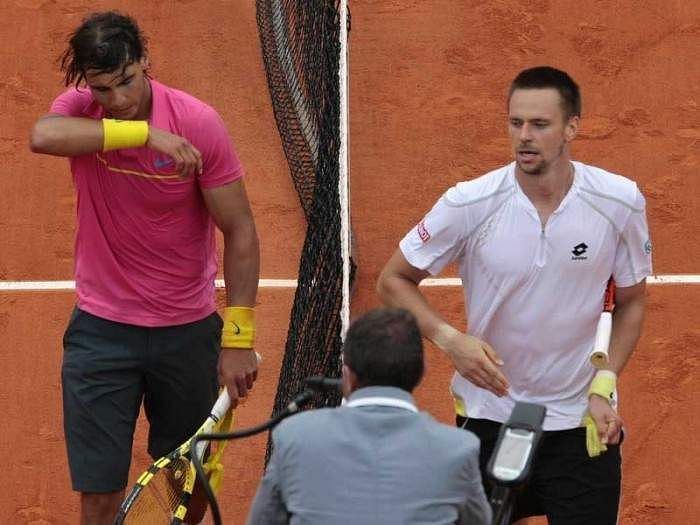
[{"x1": 516, "y1": 160, "x2": 545, "y2": 175}]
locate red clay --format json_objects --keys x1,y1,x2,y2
[{"x1": 1, "y1": 1, "x2": 698, "y2": 524}]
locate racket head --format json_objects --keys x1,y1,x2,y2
[
  {"x1": 115, "y1": 455, "x2": 195, "y2": 524},
  {"x1": 115, "y1": 389, "x2": 232, "y2": 524}
]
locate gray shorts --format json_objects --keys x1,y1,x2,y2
[{"x1": 61, "y1": 307, "x2": 221, "y2": 493}]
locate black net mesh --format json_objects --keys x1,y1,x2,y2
[{"x1": 255, "y1": 0, "x2": 353, "y2": 459}]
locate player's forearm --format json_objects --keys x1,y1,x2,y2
[
  {"x1": 222, "y1": 222, "x2": 260, "y2": 308},
  {"x1": 607, "y1": 293, "x2": 646, "y2": 374},
  {"x1": 30, "y1": 116, "x2": 105, "y2": 156},
  {"x1": 377, "y1": 271, "x2": 459, "y2": 350}
]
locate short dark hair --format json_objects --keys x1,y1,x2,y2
[
  {"x1": 508, "y1": 66, "x2": 581, "y2": 119},
  {"x1": 59, "y1": 11, "x2": 148, "y2": 87},
  {"x1": 342, "y1": 308, "x2": 424, "y2": 393}
]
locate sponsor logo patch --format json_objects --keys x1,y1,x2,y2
[
  {"x1": 571, "y1": 242, "x2": 588, "y2": 261},
  {"x1": 417, "y1": 221, "x2": 431, "y2": 243},
  {"x1": 154, "y1": 156, "x2": 174, "y2": 169},
  {"x1": 644, "y1": 239, "x2": 652, "y2": 255}
]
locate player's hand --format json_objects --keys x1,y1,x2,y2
[
  {"x1": 146, "y1": 126, "x2": 203, "y2": 179},
  {"x1": 588, "y1": 394, "x2": 623, "y2": 446},
  {"x1": 443, "y1": 332, "x2": 509, "y2": 397},
  {"x1": 218, "y1": 349, "x2": 259, "y2": 408}
]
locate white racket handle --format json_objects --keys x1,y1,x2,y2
[
  {"x1": 209, "y1": 351, "x2": 261, "y2": 419},
  {"x1": 194, "y1": 351, "x2": 262, "y2": 459},
  {"x1": 590, "y1": 311, "x2": 612, "y2": 368}
]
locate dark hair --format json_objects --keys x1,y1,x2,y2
[
  {"x1": 509, "y1": 66, "x2": 581, "y2": 119},
  {"x1": 59, "y1": 11, "x2": 147, "y2": 87},
  {"x1": 342, "y1": 308, "x2": 424, "y2": 393}
]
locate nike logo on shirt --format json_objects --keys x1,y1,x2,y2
[{"x1": 154, "y1": 157, "x2": 174, "y2": 169}]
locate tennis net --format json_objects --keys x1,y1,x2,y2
[{"x1": 255, "y1": 0, "x2": 353, "y2": 455}]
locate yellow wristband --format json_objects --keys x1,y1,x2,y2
[
  {"x1": 102, "y1": 118, "x2": 149, "y2": 151},
  {"x1": 221, "y1": 306, "x2": 255, "y2": 349},
  {"x1": 588, "y1": 370, "x2": 617, "y2": 404}
]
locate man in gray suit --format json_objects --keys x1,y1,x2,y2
[{"x1": 246, "y1": 308, "x2": 492, "y2": 525}]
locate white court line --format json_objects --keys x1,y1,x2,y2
[
  {"x1": 0, "y1": 279, "x2": 297, "y2": 291},
  {"x1": 0, "y1": 274, "x2": 698, "y2": 291},
  {"x1": 422, "y1": 275, "x2": 700, "y2": 286}
]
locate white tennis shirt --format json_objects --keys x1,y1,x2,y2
[{"x1": 400, "y1": 161, "x2": 652, "y2": 430}]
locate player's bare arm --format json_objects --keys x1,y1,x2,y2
[
  {"x1": 377, "y1": 249, "x2": 509, "y2": 397},
  {"x1": 30, "y1": 115, "x2": 103, "y2": 155},
  {"x1": 30, "y1": 115, "x2": 202, "y2": 179},
  {"x1": 607, "y1": 279, "x2": 647, "y2": 374},
  {"x1": 587, "y1": 279, "x2": 647, "y2": 445},
  {"x1": 203, "y1": 179, "x2": 261, "y2": 407}
]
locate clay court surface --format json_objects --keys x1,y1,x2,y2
[{"x1": 1, "y1": 1, "x2": 698, "y2": 523}]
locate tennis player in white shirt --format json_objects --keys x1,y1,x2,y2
[{"x1": 378, "y1": 66, "x2": 652, "y2": 525}]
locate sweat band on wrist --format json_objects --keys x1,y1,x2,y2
[
  {"x1": 221, "y1": 306, "x2": 255, "y2": 349},
  {"x1": 102, "y1": 118, "x2": 149, "y2": 151},
  {"x1": 588, "y1": 370, "x2": 617, "y2": 404}
]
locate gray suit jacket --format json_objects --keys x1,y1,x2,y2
[{"x1": 246, "y1": 386, "x2": 492, "y2": 525}]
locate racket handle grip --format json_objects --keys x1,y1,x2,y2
[{"x1": 590, "y1": 311, "x2": 612, "y2": 369}]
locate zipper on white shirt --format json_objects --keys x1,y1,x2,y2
[{"x1": 535, "y1": 224, "x2": 547, "y2": 268}]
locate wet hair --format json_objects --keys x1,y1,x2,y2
[
  {"x1": 342, "y1": 308, "x2": 424, "y2": 393},
  {"x1": 59, "y1": 11, "x2": 147, "y2": 86},
  {"x1": 509, "y1": 66, "x2": 581, "y2": 119}
]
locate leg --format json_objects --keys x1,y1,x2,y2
[
  {"x1": 534, "y1": 428, "x2": 622, "y2": 525},
  {"x1": 185, "y1": 480, "x2": 213, "y2": 524},
  {"x1": 145, "y1": 312, "x2": 221, "y2": 523},
  {"x1": 62, "y1": 308, "x2": 145, "y2": 522},
  {"x1": 459, "y1": 416, "x2": 545, "y2": 523},
  {"x1": 80, "y1": 491, "x2": 125, "y2": 525}
]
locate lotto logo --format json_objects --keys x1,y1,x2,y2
[
  {"x1": 571, "y1": 242, "x2": 589, "y2": 261},
  {"x1": 417, "y1": 221, "x2": 431, "y2": 242}
]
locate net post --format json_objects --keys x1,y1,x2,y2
[{"x1": 339, "y1": 0, "x2": 350, "y2": 341}]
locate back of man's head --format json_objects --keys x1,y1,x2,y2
[{"x1": 342, "y1": 308, "x2": 424, "y2": 393}]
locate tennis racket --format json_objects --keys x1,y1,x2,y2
[
  {"x1": 589, "y1": 277, "x2": 615, "y2": 368},
  {"x1": 114, "y1": 389, "x2": 233, "y2": 524}
]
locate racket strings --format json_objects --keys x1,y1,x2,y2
[
  {"x1": 117, "y1": 396, "x2": 234, "y2": 524},
  {"x1": 121, "y1": 457, "x2": 192, "y2": 523}
]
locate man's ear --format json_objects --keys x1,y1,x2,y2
[
  {"x1": 565, "y1": 115, "x2": 579, "y2": 143},
  {"x1": 341, "y1": 363, "x2": 358, "y2": 398}
]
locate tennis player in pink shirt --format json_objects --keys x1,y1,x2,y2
[{"x1": 30, "y1": 11, "x2": 259, "y2": 523}]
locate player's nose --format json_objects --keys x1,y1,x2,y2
[{"x1": 519, "y1": 123, "x2": 533, "y2": 141}]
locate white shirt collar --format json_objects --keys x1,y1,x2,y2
[{"x1": 345, "y1": 396, "x2": 418, "y2": 412}]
